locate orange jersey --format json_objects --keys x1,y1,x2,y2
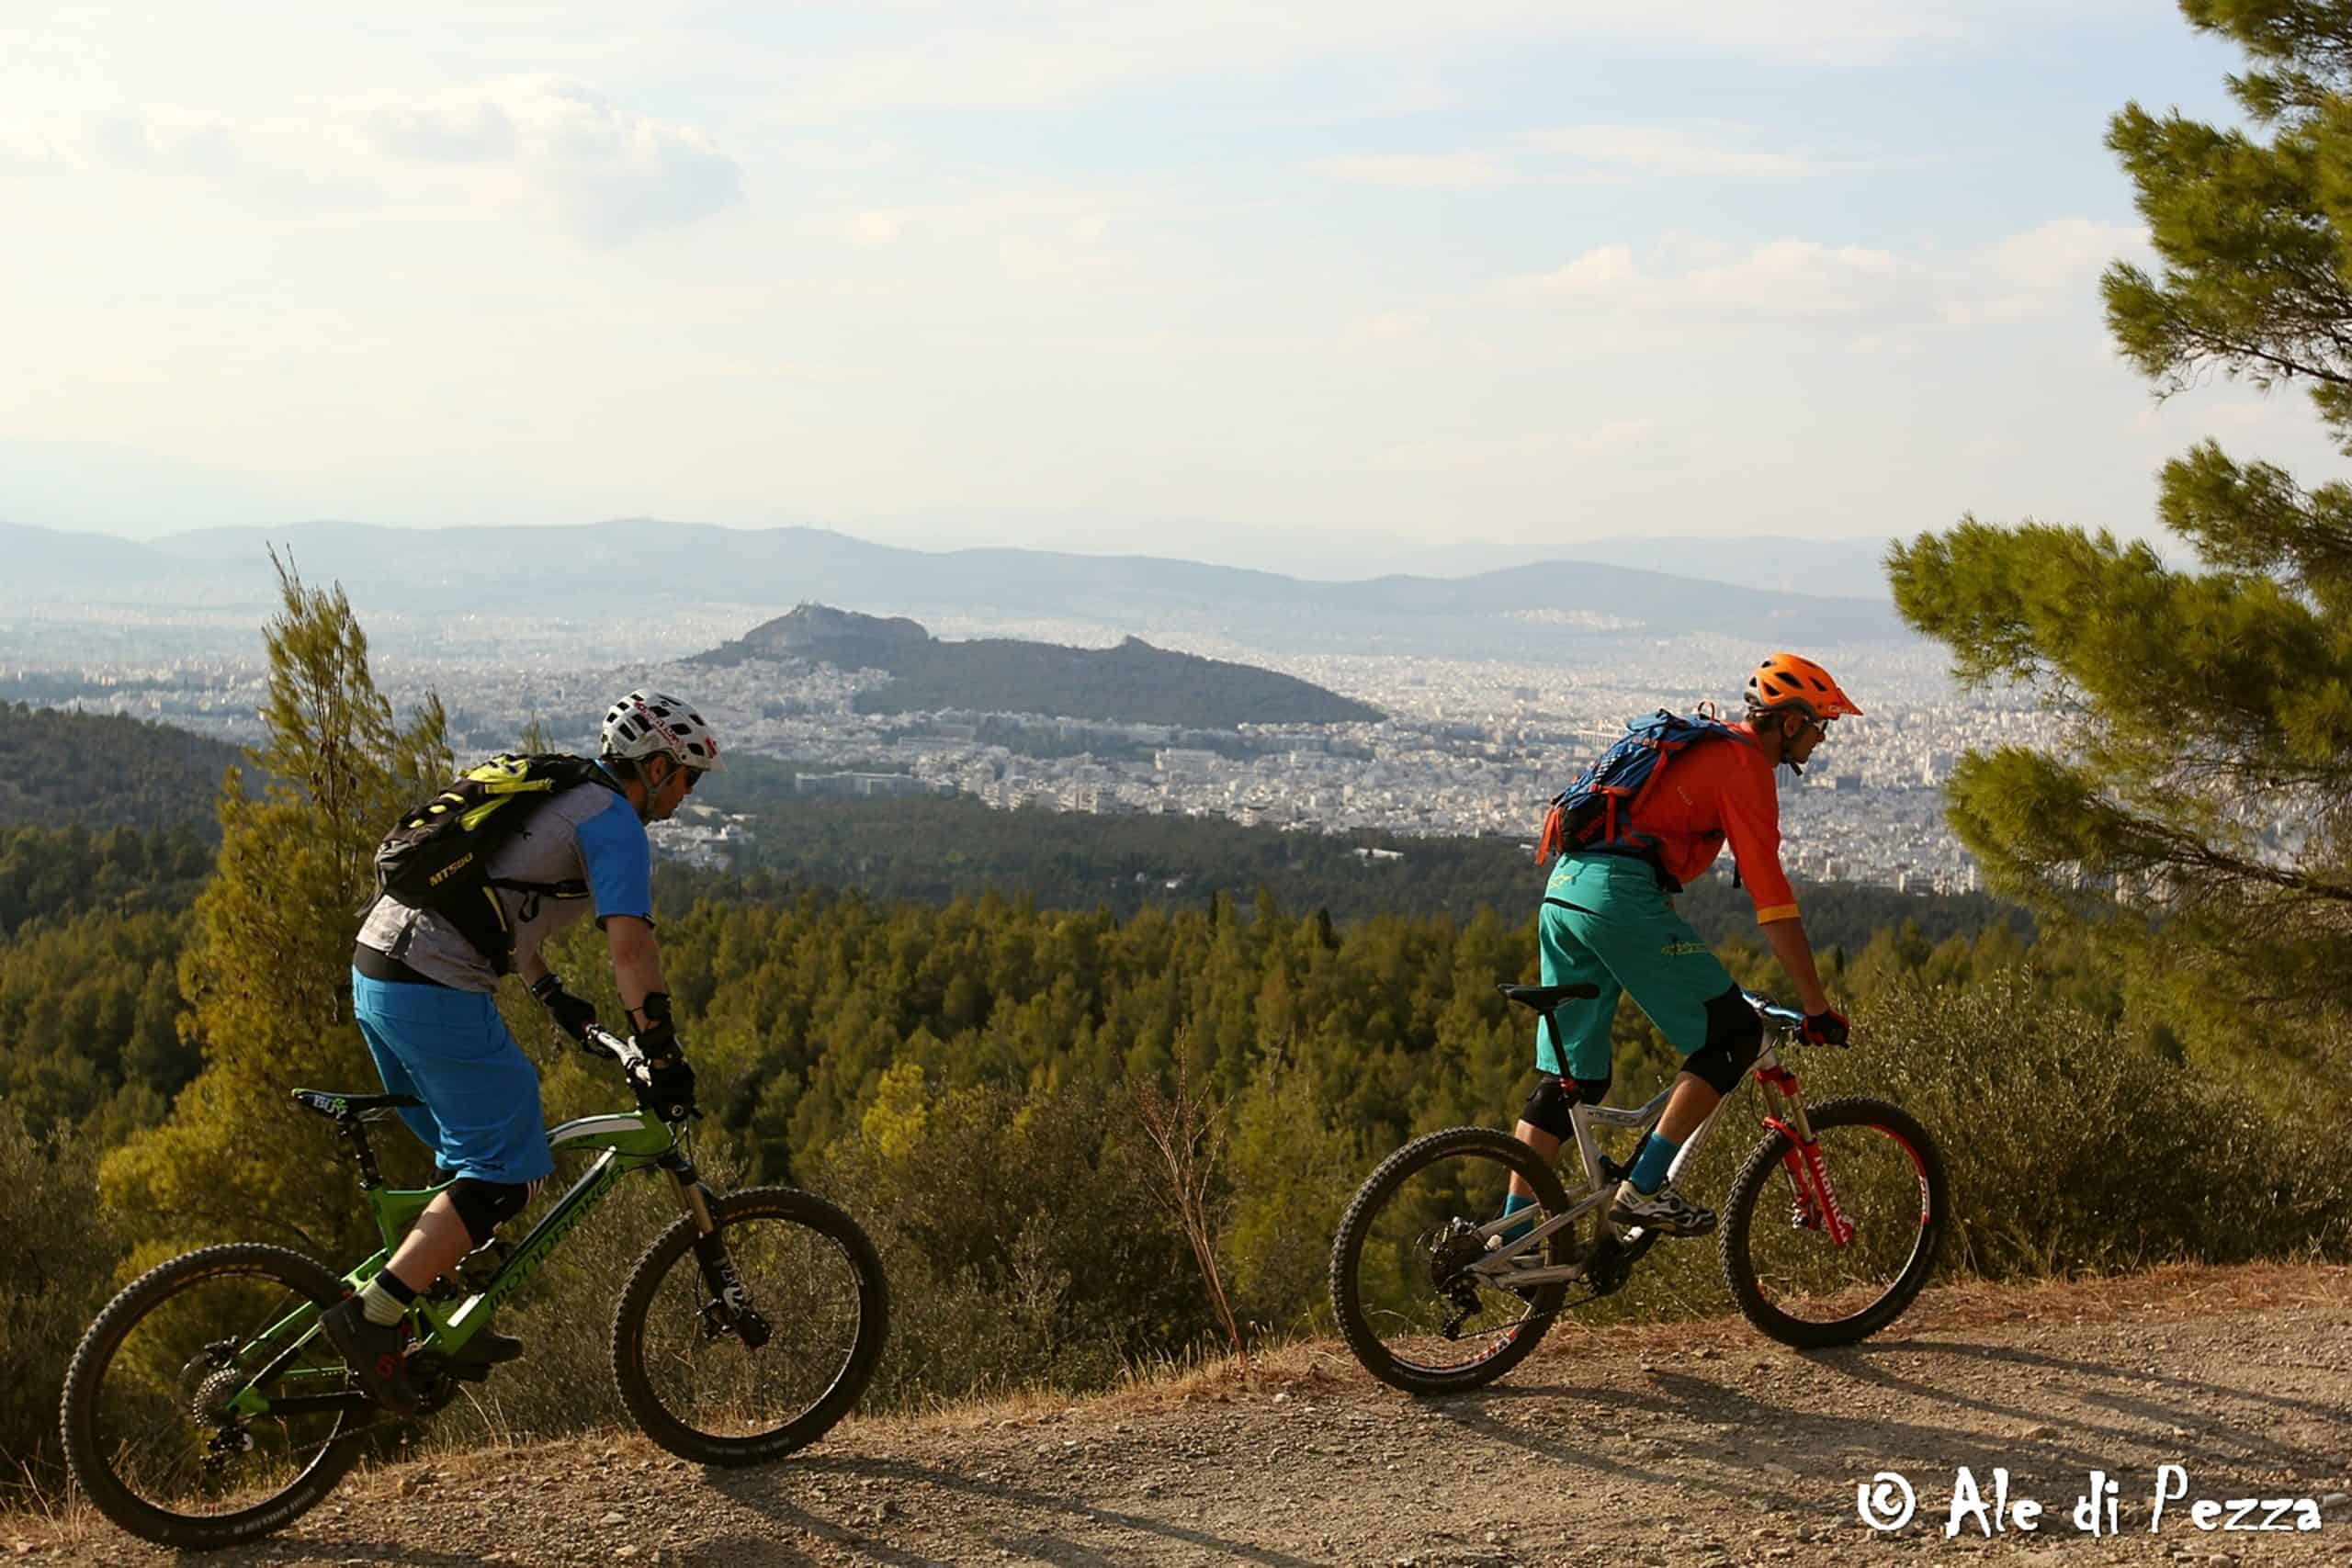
[{"x1": 1626, "y1": 721, "x2": 1799, "y2": 923}]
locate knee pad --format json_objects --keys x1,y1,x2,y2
[
  {"x1": 1683, "y1": 987, "x2": 1764, "y2": 1094},
  {"x1": 1520, "y1": 1073, "x2": 1613, "y2": 1140},
  {"x1": 448, "y1": 1179, "x2": 532, "y2": 1247}
]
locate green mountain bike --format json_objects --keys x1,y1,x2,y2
[{"x1": 59, "y1": 1025, "x2": 889, "y2": 1551}]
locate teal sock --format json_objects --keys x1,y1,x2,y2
[
  {"x1": 1497, "y1": 1190, "x2": 1535, "y2": 1243},
  {"x1": 1628, "y1": 1132, "x2": 1681, "y2": 1196}
]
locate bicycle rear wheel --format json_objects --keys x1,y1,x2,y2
[
  {"x1": 1719, "y1": 1096, "x2": 1948, "y2": 1348},
  {"x1": 1329, "y1": 1126, "x2": 1579, "y2": 1396},
  {"x1": 612, "y1": 1186, "x2": 888, "y2": 1465},
  {"x1": 59, "y1": 1244, "x2": 365, "y2": 1550}
]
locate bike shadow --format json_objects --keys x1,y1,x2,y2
[
  {"x1": 1445, "y1": 1333, "x2": 2342, "y2": 1499},
  {"x1": 700, "y1": 1452, "x2": 1331, "y2": 1568},
  {"x1": 1796, "y1": 1337, "x2": 2346, "y2": 1481}
]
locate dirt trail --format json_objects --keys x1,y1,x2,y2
[{"x1": 20, "y1": 1264, "x2": 2351, "y2": 1567}]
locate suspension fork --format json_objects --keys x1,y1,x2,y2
[
  {"x1": 662, "y1": 1153, "x2": 772, "y2": 1348},
  {"x1": 1752, "y1": 1060, "x2": 1855, "y2": 1247}
]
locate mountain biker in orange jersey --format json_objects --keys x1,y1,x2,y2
[{"x1": 1503, "y1": 653, "x2": 1860, "y2": 1237}]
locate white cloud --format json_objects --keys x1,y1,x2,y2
[
  {"x1": 1308, "y1": 153, "x2": 1513, "y2": 188},
  {"x1": 497, "y1": 78, "x2": 741, "y2": 243},
  {"x1": 1989, "y1": 216, "x2": 2146, "y2": 289},
  {"x1": 1507, "y1": 240, "x2": 1902, "y2": 319},
  {"x1": 363, "y1": 98, "x2": 517, "y2": 164},
  {"x1": 1943, "y1": 217, "x2": 2149, "y2": 324},
  {"x1": 1518, "y1": 125, "x2": 1810, "y2": 178},
  {"x1": 1307, "y1": 126, "x2": 1810, "y2": 195},
  {"x1": 811, "y1": 191, "x2": 1116, "y2": 248},
  {"x1": 3, "y1": 78, "x2": 741, "y2": 244},
  {"x1": 1342, "y1": 310, "x2": 1431, "y2": 344}
]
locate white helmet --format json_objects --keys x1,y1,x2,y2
[{"x1": 600, "y1": 689, "x2": 724, "y2": 773}]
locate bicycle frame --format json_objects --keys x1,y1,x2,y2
[
  {"x1": 225, "y1": 1106, "x2": 684, "y2": 1420},
  {"x1": 1466, "y1": 1031, "x2": 1842, "y2": 1289}
]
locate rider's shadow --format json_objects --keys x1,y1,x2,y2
[
  {"x1": 1801, "y1": 1338, "x2": 2348, "y2": 1483},
  {"x1": 703, "y1": 1453, "x2": 1332, "y2": 1568},
  {"x1": 1421, "y1": 1344, "x2": 2333, "y2": 1511}
]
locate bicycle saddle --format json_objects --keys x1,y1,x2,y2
[
  {"x1": 290, "y1": 1089, "x2": 422, "y2": 1121},
  {"x1": 1495, "y1": 982, "x2": 1601, "y2": 1010}
]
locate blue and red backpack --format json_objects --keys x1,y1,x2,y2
[{"x1": 1534, "y1": 708, "x2": 1740, "y2": 871}]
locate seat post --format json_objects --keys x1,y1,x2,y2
[{"x1": 337, "y1": 1117, "x2": 386, "y2": 1190}]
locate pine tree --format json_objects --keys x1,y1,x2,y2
[
  {"x1": 1888, "y1": 0, "x2": 2352, "y2": 1066},
  {"x1": 101, "y1": 557, "x2": 450, "y2": 1260}
]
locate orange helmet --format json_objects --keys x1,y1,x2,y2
[{"x1": 1744, "y1": 653, "x2": 1863, "y2": 719}]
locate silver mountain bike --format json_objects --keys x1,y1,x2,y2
[{"x1": 1329, "y1": 985, "x2": 1949, "y2": 1395}]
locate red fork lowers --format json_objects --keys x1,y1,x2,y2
[{"x1": 1765, "y1": 1119, "x2": 1855, "y2": 1247}]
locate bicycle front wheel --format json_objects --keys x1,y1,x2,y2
[
  {"x1": 1719, "y1": 1096, "x2": 1949, "y2": 1348},
  {"x1": 1329, "y1": 1126, "x2": 1578, "y2": 1396},
  {"x1": 612, "y1": 1185, "x2": 888, "y2": 1466},
  {"x1": 59, "y1": 1244, "x2": 364, "y2": 1550}
]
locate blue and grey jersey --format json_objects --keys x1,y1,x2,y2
[{"x1": 356, "y1": 775, "x2": 652, "y2": 993}]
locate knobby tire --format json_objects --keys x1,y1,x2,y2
[
  {"x1": 1329, "y1": 1125, "x2": 1575, "y2": 1396},
  {"x1": 1718, "y1": 1095, "x2": 1949, "y2": 1348},
  {"x1": 60, "y1": 1243, "x2": 362, "y2": 1551},
  {"x1": 611, "y1": 1185, "x2": 888, "y2": 1465}
]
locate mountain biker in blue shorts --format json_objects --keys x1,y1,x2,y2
[
  {"x1": 1504, "y1": 653, "x2": 1860, "y2": 1239},
  {"x1": 322, "y1": 690, "x2": 722, "y2": 1412}
]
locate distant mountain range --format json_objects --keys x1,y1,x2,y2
[
  {"x1": 694, "y1": 604, "x2": 1383, "y2": 727},
  {"x1": 0, "y1": 517, "x2": 1912, "y2": 656}
]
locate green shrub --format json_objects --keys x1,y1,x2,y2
[
  {"x1": 812, "y1": 1073, "x2": 1210, "y2": 1405},
  {"x1": 0, "y1": 1106, "x2": 129, "y2": 1500}
]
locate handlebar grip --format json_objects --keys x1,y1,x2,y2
[
  {"x1": 582, "y1": 1024, "x2": 653, "y2": 1089},
  {"x1": 1739, "y1": 989, "x2": 1809, "y2": 1028}
]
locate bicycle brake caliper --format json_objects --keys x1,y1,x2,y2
[{"x1": 692, "y1": 1233, "x2": 772, "y2": 1349}]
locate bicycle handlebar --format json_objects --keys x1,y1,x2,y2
[
  {"x1": 580, "y1": 1022, "x2": 653, "y2": 1091},
  {"x1": 1739, "y1": 988, "x2": 1808, "y2": 1029}
]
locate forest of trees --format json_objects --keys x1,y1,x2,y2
[{"x1": 0, "y1": 705, "x2": 244, "y2": 835}]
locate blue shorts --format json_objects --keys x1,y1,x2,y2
[{"x1": 351, "y1": 968, "x2": 553, "y2": 1186}]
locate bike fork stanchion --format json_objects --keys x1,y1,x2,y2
[{"x1": 662, "y1": 1153, "x2": 773, "y2": 1349}]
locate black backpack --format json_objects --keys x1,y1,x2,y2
[{"x1": 372, "y1": 753, "x2": 627, "y2": 973}]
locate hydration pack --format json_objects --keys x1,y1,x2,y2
[
  {"x1": 372, "y1": 753, "x2": 626, "y2": 972},
  {"x1": 1534, "y1": 710, "x2": 1738, "y2": 872}
]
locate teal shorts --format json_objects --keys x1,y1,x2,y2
[{"x1": 1532, "y1": 854, "x2": 1739, "y2": 1082}]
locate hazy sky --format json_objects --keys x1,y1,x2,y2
[{"x1": 5, "y1": 2, "x2": 2339, "y2": 569}]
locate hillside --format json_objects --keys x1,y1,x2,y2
[
  {"x1": 684, "y1": 773, "x2": 2027, "y2": 949},
  {"x1": 23, "y1": 1263, "x2": 2349, "y2": 1565},
  {"x1": 0, "y1": 704, "x2": 244, "y2": 836},
  {"x1": 2, "y1": 519, "x2": 1909, "y2": 654},
  {"x1": 693, "y1": 604, "x2": 1385, "y2": 725}
]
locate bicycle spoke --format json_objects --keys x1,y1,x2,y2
[
  {"x1": 631, "y1": 1212, "x2": 869, "y2": 1440},
  {"x1": 74, "y1": 1255, "x2": 354, "y2": 1529},
  {"x1": 1342, "y1": 1143, "x2": 1564, "y2": 1381},
  {"x1": 1737, "y1": 1118, "x2": 1933, "y2": 1326}
]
